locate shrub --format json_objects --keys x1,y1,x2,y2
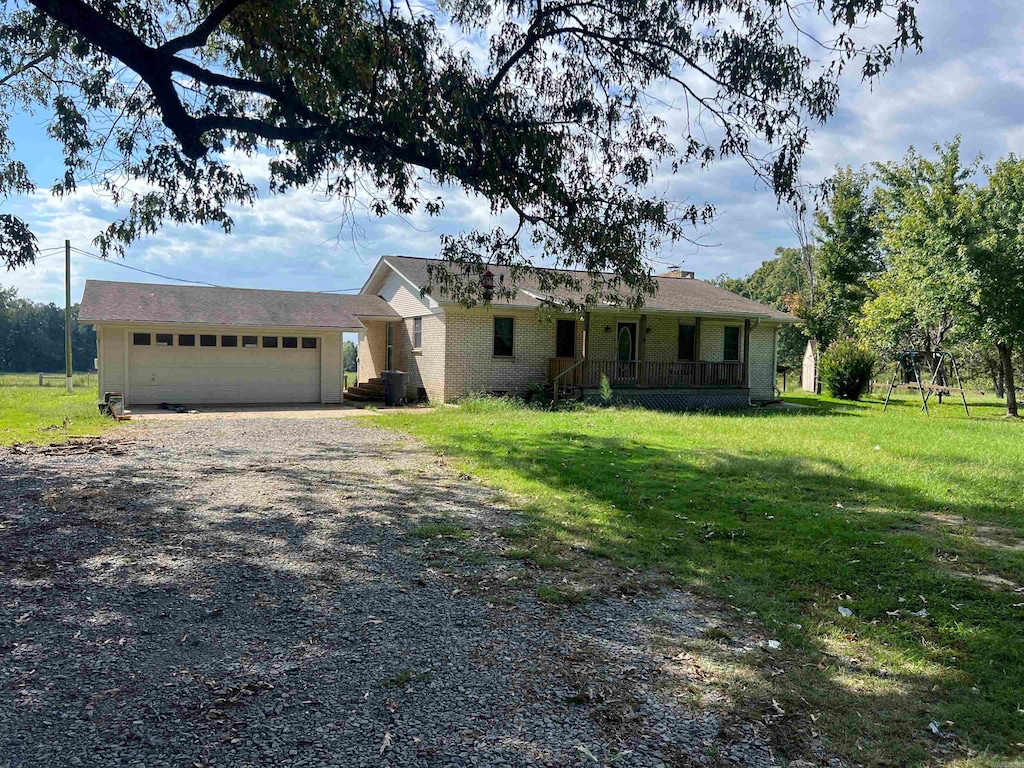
[
  {"x1": 819, "y1": 339, "x2": 875, "y2": 400},
  {"x1": 598, "y1": 373, "x2": 613, "y2": 404}
]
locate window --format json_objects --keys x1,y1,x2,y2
[
  {"x1": 282, "y1": 336, "x2": 298, "y2": 348},
  {"x1": 677, "y1": 324, "x2": 695, "y2": 361},
  {"x1": 242, "y1": 335, "x2": 258, "y2": 348},
  {"x1": 155, "y1": 333, "x2": 173, "y2": 346},
  {"x1": 413, "y1": 317, "x2": 423, "y2": 349},
  {"x1": 200, "y1": 334, "x2": 217, "y2": 347},
  {"x1": 133, "y1": 333, "x2": 151, "y2": 346},
  {"x1": 178, "y1": 334, "x2": 196, "y2": 347},
  {"x1": 221, "y1": 335, "x2": 238, "y2": 347},
  {"x1": 724, "y1": 326, "x2": 740, "y2": 362},
  {"x1": 301, "y1": 337, "x2": 317, "y2": 349},
  {"x1": 555, "y1": 319, "x2": 575, "y2": 358},
  {"x1": 262, "y1": 336, "x2": 278, "y2": 348},
  {"x1": 493, "y1": 317, "x2": 514, "y2": 357}
]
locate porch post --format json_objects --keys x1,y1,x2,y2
[
  {"x1": 638, "y1": 314, "x2": 647, "y2": 387},
  {"x1": 742, "y1": 319, "x2": 751, "y2": 389},
  {"x1": 582, "y1": 311, "x2": 590, "y2": 387},
  {"x1": 694, "y1": 317, "x2": 703, "y2": 386}
]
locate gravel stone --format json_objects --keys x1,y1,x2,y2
[{"x1": 1, "y1": 418, "x2": 839, "y2": 767}]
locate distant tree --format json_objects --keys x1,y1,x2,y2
[
  {"x1": 343, "y1": 340, "x2": 357, "y2": 373},
  {"x1": 974, "y1": 155, "x2": 1024, "y2": 417},
  {"x1": 716, "y1": 247, "x2": 808, "y2": 368},
  {"x1": 0, "y1": 0, "x2": 920, "y2": 305},
  {"x1": 0, "y1": 287, "x2": 95, "y2": 372},
  {"x1": 807, "y1": 167, "x2": 881, "y2": 348},
  {"x1": 859, "y1": 140, "x2": 980, "y2": 361}
]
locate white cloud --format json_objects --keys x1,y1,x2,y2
[{"x1": 5, "y1": 0, "x2": 1024, "y2": 304}]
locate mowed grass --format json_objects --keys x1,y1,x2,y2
[
  {"x1": 0, "y1": 373, "x2": 113, "y2": 446},
  {"x1": 383, "y1": 390, "x2": 1024, "y2": 766}
]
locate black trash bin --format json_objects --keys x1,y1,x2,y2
[{"x1": 381, "y1": 370, "x2": 409, "y2": 406}]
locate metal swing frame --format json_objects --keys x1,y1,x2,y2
[{"x1": 882, "y1": 350, "x2": 970, "y2": 416}]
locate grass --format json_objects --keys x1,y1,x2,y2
[
  {"x1": 407, "y1": 518, "x2": 469, "y2": 540},
  {"x1": 382, "y1": 389, "x2": 1024, "y2": 766},
  {"x1": 0, "y1": 372, "x2": 114, "y2": 446},
  {"x1": 345, "y1": 371, "x2": 357, "y2": 388},
  {"x1": 379, "y1": 666, "x2": 432, "y2": 688}
]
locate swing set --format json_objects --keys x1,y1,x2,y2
[{"x1": 882, "y1": 350, "x2": 970, "y2": 416}]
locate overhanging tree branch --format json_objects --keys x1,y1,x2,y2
[{"x1": 158, "y1": 0, "x2": 249, "y2": 55}]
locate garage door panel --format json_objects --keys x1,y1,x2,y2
[
  {"x1": 132, "y1": 366, "x2": 319, "y2": 387},
  {"x1": 129, "y1": 343, "x2": 320, "y2": 404},
  {"x1": 130, "y1": 383, "x2": 321, "y2": 404}
]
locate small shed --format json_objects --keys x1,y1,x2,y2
[{"x1": 801, "y1": 339, "x2": 820, "y2": 393}]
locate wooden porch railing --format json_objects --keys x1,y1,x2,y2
[{"x1": 548, "y1": 359, "x2": 744, "y2": 389}]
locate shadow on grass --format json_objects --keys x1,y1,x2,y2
[{"x1": 419, "y1": 422, "x2": 1024, "y2": 765}]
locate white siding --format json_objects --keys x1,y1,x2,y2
[
  {"x1": 802, "y1": 340, "x2": 818, "y2": 392},
  {"x1": 376, "y1": 271, "x2": 433, "y2": 317},
  {"x1": 97, "y1": 325, "x2": 126, "y2": 396},
  {"x1": 322, "y1": 332, "x2": 343, "y2": 403}
]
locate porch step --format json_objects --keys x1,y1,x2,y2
[{"x1": 344, "y1": 388, "x2": 384, "y2": 402}]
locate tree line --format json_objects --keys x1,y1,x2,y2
[
  {"x1": 0, "y1": 287, "x2": 96, "y2": 372},
  {"x1": 715, "y1": 138, "x2": 1024, "y2": 417}
]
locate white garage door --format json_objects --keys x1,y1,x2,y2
[{"x1": 129, "y1": 335, "x2": 320, "y2": 404}]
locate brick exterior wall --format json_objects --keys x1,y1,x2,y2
[
  {"x1": 395, "y1": 313, "x2": 446, "y2": 402},
  {"x1": 360, "y1": 266, "x2": 784, "y2": 406},
  {"x1": 748, "y1": 323, "x2": 777, "y2": 402},
  {"x1": 443, "y1": 308, "x2": 562, "y2": 400},
  {"x1": 357, "y1": 323, "x2": 387, "y2": 383}
]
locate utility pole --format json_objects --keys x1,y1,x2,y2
[{"x1": 65, "y1": 239, "x2": 73, "y2": 392}]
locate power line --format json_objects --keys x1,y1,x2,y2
[
  {"x1": 70, "y1": 246, "x2": 222, "y2": 287},
  {"x1": 63, "y1": 244, "x2": 361, "y2": 295}
]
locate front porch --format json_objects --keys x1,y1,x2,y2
[
  {"x1": 548, "y1": 358, "x2": 746, "y2": 389},
  {"x1": 546, "y1": 312, "x2": 756, "y2": 408}
]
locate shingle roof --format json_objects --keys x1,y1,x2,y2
[
  {"x1": 79, "y1": 280, "x2": 396, "y2": 329},
  {"x1": 381, "y1": 255, "x2": 797, "y2": 322}
]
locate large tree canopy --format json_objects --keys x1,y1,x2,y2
[{"x1": 1, "y1": 0, "x2": 920, "y2": 305}]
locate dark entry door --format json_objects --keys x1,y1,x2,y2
[
  {"x1": 616, "y1": 322, "x2": 637, "y2": 382},
  {"x1": 556, "y1": 319, "x2": 576, "y2": 358}
]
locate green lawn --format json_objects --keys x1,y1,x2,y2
[
  {"x1": 383, "y1": 390, "x2": 1024, "y2": 766},
  {"x1": 0, "y1": 373, "x2": 114, "y2": 446}
]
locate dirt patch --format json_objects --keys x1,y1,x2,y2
[
  {"x1": 922, "y1": 511, "x2": 1024, "y2": 552},
  {"x1": 945, "y1": 569, "x2": 1021, "y2": 590}
]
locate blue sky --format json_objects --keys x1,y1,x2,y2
[{"x1": 4, "y1": 1, "x2": 1024, "y2": 306}]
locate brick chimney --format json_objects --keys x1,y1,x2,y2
[{"x1": 657, "y1": 267, "x2": 695, "y2": 279}]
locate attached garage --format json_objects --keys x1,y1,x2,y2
[
  {"x1": 80, "y1": 281, "x2": 398, "y2": 407},
  {"x1": 127, "y1": 332, "x2": 322, "y2": 404}
]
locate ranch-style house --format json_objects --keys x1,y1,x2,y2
[{"x1": 79, "y1": 255, "x2": 797, "y2": 409}]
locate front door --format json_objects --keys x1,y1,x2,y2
[
  {"x1": 556, "y1": 319, "x2": 576, "y2": 359},
  {"x1": 385, "y1": 323, "x2": 394, "y2": 370},
  {"x1": 616, "y1": 322, "x2": 637, "y2": 382}
]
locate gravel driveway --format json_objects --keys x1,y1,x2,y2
[{"x1": 1, "y1": 418, "x2": 818, "y2": 768}]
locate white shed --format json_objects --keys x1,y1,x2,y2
[{"x1": 801, "y1": 339, "x2": 820, "y2": 393}]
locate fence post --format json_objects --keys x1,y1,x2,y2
[{"x1": 39, "y1": 373, "x2": 43, "y2": 387}]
